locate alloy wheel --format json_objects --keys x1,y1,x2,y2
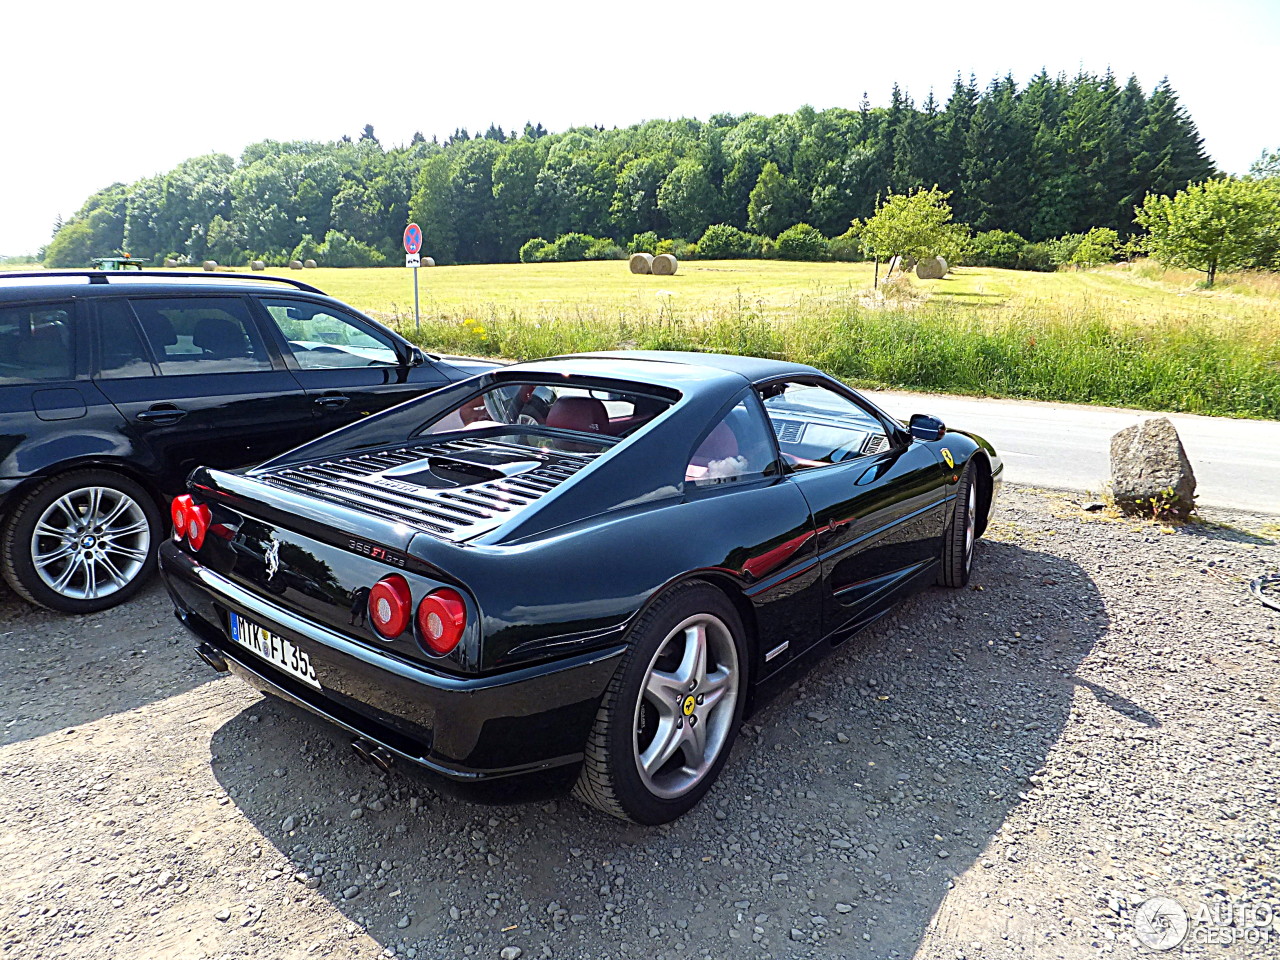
[
  {"x1": 30, "y1": 486, "x2": 151, "y2": 601},
  {"x1": 632, "y1": 613, "x2": 740, "y2": 800}
]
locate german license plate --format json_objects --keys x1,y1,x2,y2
[{"x1": 228, "y1": 612, "x2": 320, "y2": 689}]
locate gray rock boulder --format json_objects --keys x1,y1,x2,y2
[{"x1": 1109, "y1": 417, "x2": 1196, "y2": 517}]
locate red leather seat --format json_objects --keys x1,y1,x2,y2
[
  {"x1": 546, "y1": 397, "x2": 608, "y2": 434},
  {"x1": 690, "y1": 422, "x2": 739, "y2": 467}
]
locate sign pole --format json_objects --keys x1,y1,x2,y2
[{"x1": 403, "y1": 222, "x2": 424, "y2": 335}]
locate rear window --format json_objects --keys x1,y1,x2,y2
[
  {"x1": 128, "y1": 297, "x2": 272, "y2": 375},
  {"x1": 0, "y1": 302, "x2": 75, "y2": 383},
  {"x1": 421, "y1": 381, "x2": 674, "y2": 453}
]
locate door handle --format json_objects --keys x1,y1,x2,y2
[
  {"x1": 314, "y1": 395, "x2": 351, "y2": 410},
  {"x1": 135, "y1": 405, "x2": 187, "y2": 424}
]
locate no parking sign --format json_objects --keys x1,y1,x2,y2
[{"x1": 404, "y1": 223, "x2": 423, "y2": 331}]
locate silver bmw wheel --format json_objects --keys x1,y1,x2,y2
[
  {"x1": 633, "y1": 613, "x2": 740, "y2": 800},
  {"x1": 30, "y1": 485, "x2": 151, "y2": 601}
]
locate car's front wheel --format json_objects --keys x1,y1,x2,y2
[
  {"x1": 573, "y1": 581, "x2": 747, "y2": 824},
  {"x1": 938, "y1": 462, "x2": 979, "y2": 588},
  {"x1": 1, "y1": 470, "x2": 161, "y2": 613}
]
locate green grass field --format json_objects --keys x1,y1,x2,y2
[
  {"x1": 270, "y1": 260, "x2": 1277, "y2": 419},
  {"x1": 10, "y1": 259, "x2": 1279, "y2": 418}
]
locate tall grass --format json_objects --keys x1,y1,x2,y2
[{"x1": 387, "y1": 298, "x2": 1280, "y2": 420}]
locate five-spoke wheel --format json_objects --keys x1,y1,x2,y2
[{"x1": 574, "y1": 581, "x2": 747, "y2": 823}]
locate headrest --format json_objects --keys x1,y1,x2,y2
[
  {"x1": 193, "y1": 317, "x2": 245, "y2": 357},
  {"x1": 136, "y1": 310, "x2": 178, "y2": 348},
  {"x1": 692, "y1": 421, "x2": 739, "y2": 464},
  {"x1": 546, "y1": 396, "x2": 608, "y2": 434}
]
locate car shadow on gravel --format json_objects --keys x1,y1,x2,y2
[
  {"x1": 208, "y1": 537, "x2": 1115, "y2": 959},
  {"x1": 0, "y1": 580, "x2": 216, "y2": 747}
]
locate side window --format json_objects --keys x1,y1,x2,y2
[
  {"x1": 129, "y1": 297, "x2": 272, "y2": 375},
  {"x1": 260, "y1": 298, "x2": 399, "y2": 369},
  {"x1": 0, "y1": 302, "x2": 75, "y2": 384},
  {"x1": 95, "y1": 300, "x2": 154, "y2": 379},
  {"x1": 685, "y1": 396, "x2": 778, "y2": 487},
  {"x1": 758, "y1": 380, "x2": 890, "y2": 470}
]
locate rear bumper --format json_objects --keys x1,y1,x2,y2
[{"x1": 159, "y1": 542, "x2": 624, "y2": 799}]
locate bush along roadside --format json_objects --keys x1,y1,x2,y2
[{"x1": 402, "y1": 301, "x2": 1280, "y2": 420}]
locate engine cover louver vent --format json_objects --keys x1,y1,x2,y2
[{"x1": 257, "y1": 438, "x2": 594, "y2": 542}]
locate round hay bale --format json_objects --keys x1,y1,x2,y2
[
  {"x1": 250, "y1": 260, "x2": 266, "y2": 271},
  {"x1": 201, "y1": 260, "x2": 217, "y2": 272},
  {"x1": 936, "y1": 256, "x2": 949, "y2": 276},
  {"x1": 289, "y1": 260, "x2": 303, "y2": 270},
  {"x1": 651, "y1": 253, "x2": 678, "y2": 276},
  {"x1": 163, "y1": 258, "x2": 177, "y2": 268},
  {"x1": 915, "y1": 256, "x2": 946, "y2": 280},
  {"x1": 304, "y1": 259, "x2": 317, "y2": 269},
  {"x1": 423, "y1": 257, "x2": 435, "y2": 267},
  {"x1": 629, "y1": 252, "x2": 654, "y2": 275}
]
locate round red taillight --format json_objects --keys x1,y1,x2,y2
[
  {"x1": 368, "y1": 575, "x2": 413, "y2": 639},
  {"x1": 171, "y1": 495, "x2": 192, "y2": 541},
  {"x1": 416, "y1": 588, "x2": 467, "y2": 656},
  {"x1": 186, "y1": 503, "x2": 211, "y2": 551}
]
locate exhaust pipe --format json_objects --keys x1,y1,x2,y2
[
  {"x1": 196, "y1": 644, "x2": 229, "y2": 672},
  {"x1": 351, "y1": 738, "x2": 395, "y2": 773}
]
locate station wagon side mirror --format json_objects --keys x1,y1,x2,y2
[{"x1": 908, "y1": 413, "x2": 946, "y2": 442}]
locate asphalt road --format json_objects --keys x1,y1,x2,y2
[{"x1": 868, "y1": 390, "x2": 1280, "y2": 515}]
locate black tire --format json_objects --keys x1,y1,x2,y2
[
  {"x1": 938, "y1": 462, "x2": 979, "y2": 588},
  {"x1": 572, "y1": 581, "x2": 748, "y2": 824},
  {"x1": 1, "y1": 469, "x2": 161, "y2": 613}
]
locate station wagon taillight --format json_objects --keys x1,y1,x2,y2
[
  {"x1": 417, "y1": 588, "x2": 466, "y2": 656},
  {"x1": 368, "y1": 575, "x2": 413, "y2": 639},
  {"x1": 171, "y1": 494, "x2": 211, "y2": 550}
]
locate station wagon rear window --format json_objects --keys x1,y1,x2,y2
[
  {"x1": 0, "y1": 302, "x2": 74, "y2": 383},
  {"x1": 129, "y1": 297, "x2": 272, "y2": 375}
]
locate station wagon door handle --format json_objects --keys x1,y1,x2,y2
[
  {"x1": 135, "y1": 405, "x2": 188, "y2": 424},
  {"x1": 314, "y1": 395, "x2": 351, "y2": 409}
]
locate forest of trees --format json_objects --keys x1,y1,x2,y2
[{"x1": 43, "y1": 72, "x2": 1217, "y2": 268}]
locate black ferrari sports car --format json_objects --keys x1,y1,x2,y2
[{"x1": 160, "y1": 351, "x2": 1002, "y2": 823}]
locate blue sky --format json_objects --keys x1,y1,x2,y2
[{"x1": 2, "y1": 0, "x2": 1276, "y2": 255}]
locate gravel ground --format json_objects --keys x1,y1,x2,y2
[{"x1": 1, "y1": 485, "x2": 1277, "y2": 960}]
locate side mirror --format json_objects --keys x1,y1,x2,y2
[
  {"x1": 908, "y1": 413, "x2": 946, "y2": 442},
  {"x1": 407, "y1": 346, "x2": 427, "y2": 367}
]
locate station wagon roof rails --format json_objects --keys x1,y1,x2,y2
[{"x1": 0, "y1": 270, "x2": 325, "y2": 294}]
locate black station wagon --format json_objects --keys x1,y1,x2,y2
[
  {"x1": 161, "y1": 351, "x2": 1002, "y2": 823},
  {"x1": 0, "y1": 271, "x2": 492, "y2": 613}
]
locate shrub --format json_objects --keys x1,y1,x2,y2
[
  {"x1": 627, "y1": 232, "x2": 659, "y2": 255},
  {"x1": 968, "y1": 230, "x2": 1027, "y2": 269},
  {"x1": 827, "y1": 227, "x2": 866, "y2": 262},
  {"x1": 1018, "y1": 242, "x2": 1056, "y2": 272},
  {"x1": 1046, "y1": 233, "x2": 1085, "y2": 267},
  {"x1": 519, "y1": 237, "x2": 553, "y2": 263},
  {"x1": 299, "y1": 231, "x2": 386, "y2": 268},
  {"x1": 775, "y1": 223, "x2": 828, "y2": 261},
  {"x1": 698, "y1": 223, "x2": 760, "y2": 259},
  {"x1": 1070, "y1": 227, "x2": 1120, "y2": 268},
  {"x1": 585, "y1": 237, "x2": 625, "y2": 260},
  {"x1": 550, "y1": 233, "x2": 595, "y2": 262}
]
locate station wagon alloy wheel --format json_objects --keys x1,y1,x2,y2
[
  {"x1": 2, "y1": 470, "x2": 161, "y2": 613},
  {"x1": 633, "y1": 613, "x2": 740, "y2": 800},
  {"x1": 31, "y1": 487, "x2": 150, "y2": 600}
]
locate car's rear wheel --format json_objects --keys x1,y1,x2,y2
[
  {"x1": 938, "y1": 462, "x2": 979, "y2": 588},
  {"x1": 1, "y1": 470, "x2": 161, "y2": 613},
  {"x1": 573, "y1": 581, "x2": 747, "y2": 824}
]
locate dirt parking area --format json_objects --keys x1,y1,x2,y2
[{"x1": 1, "y1": 486, "x2": 1277, "y2": 960}]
